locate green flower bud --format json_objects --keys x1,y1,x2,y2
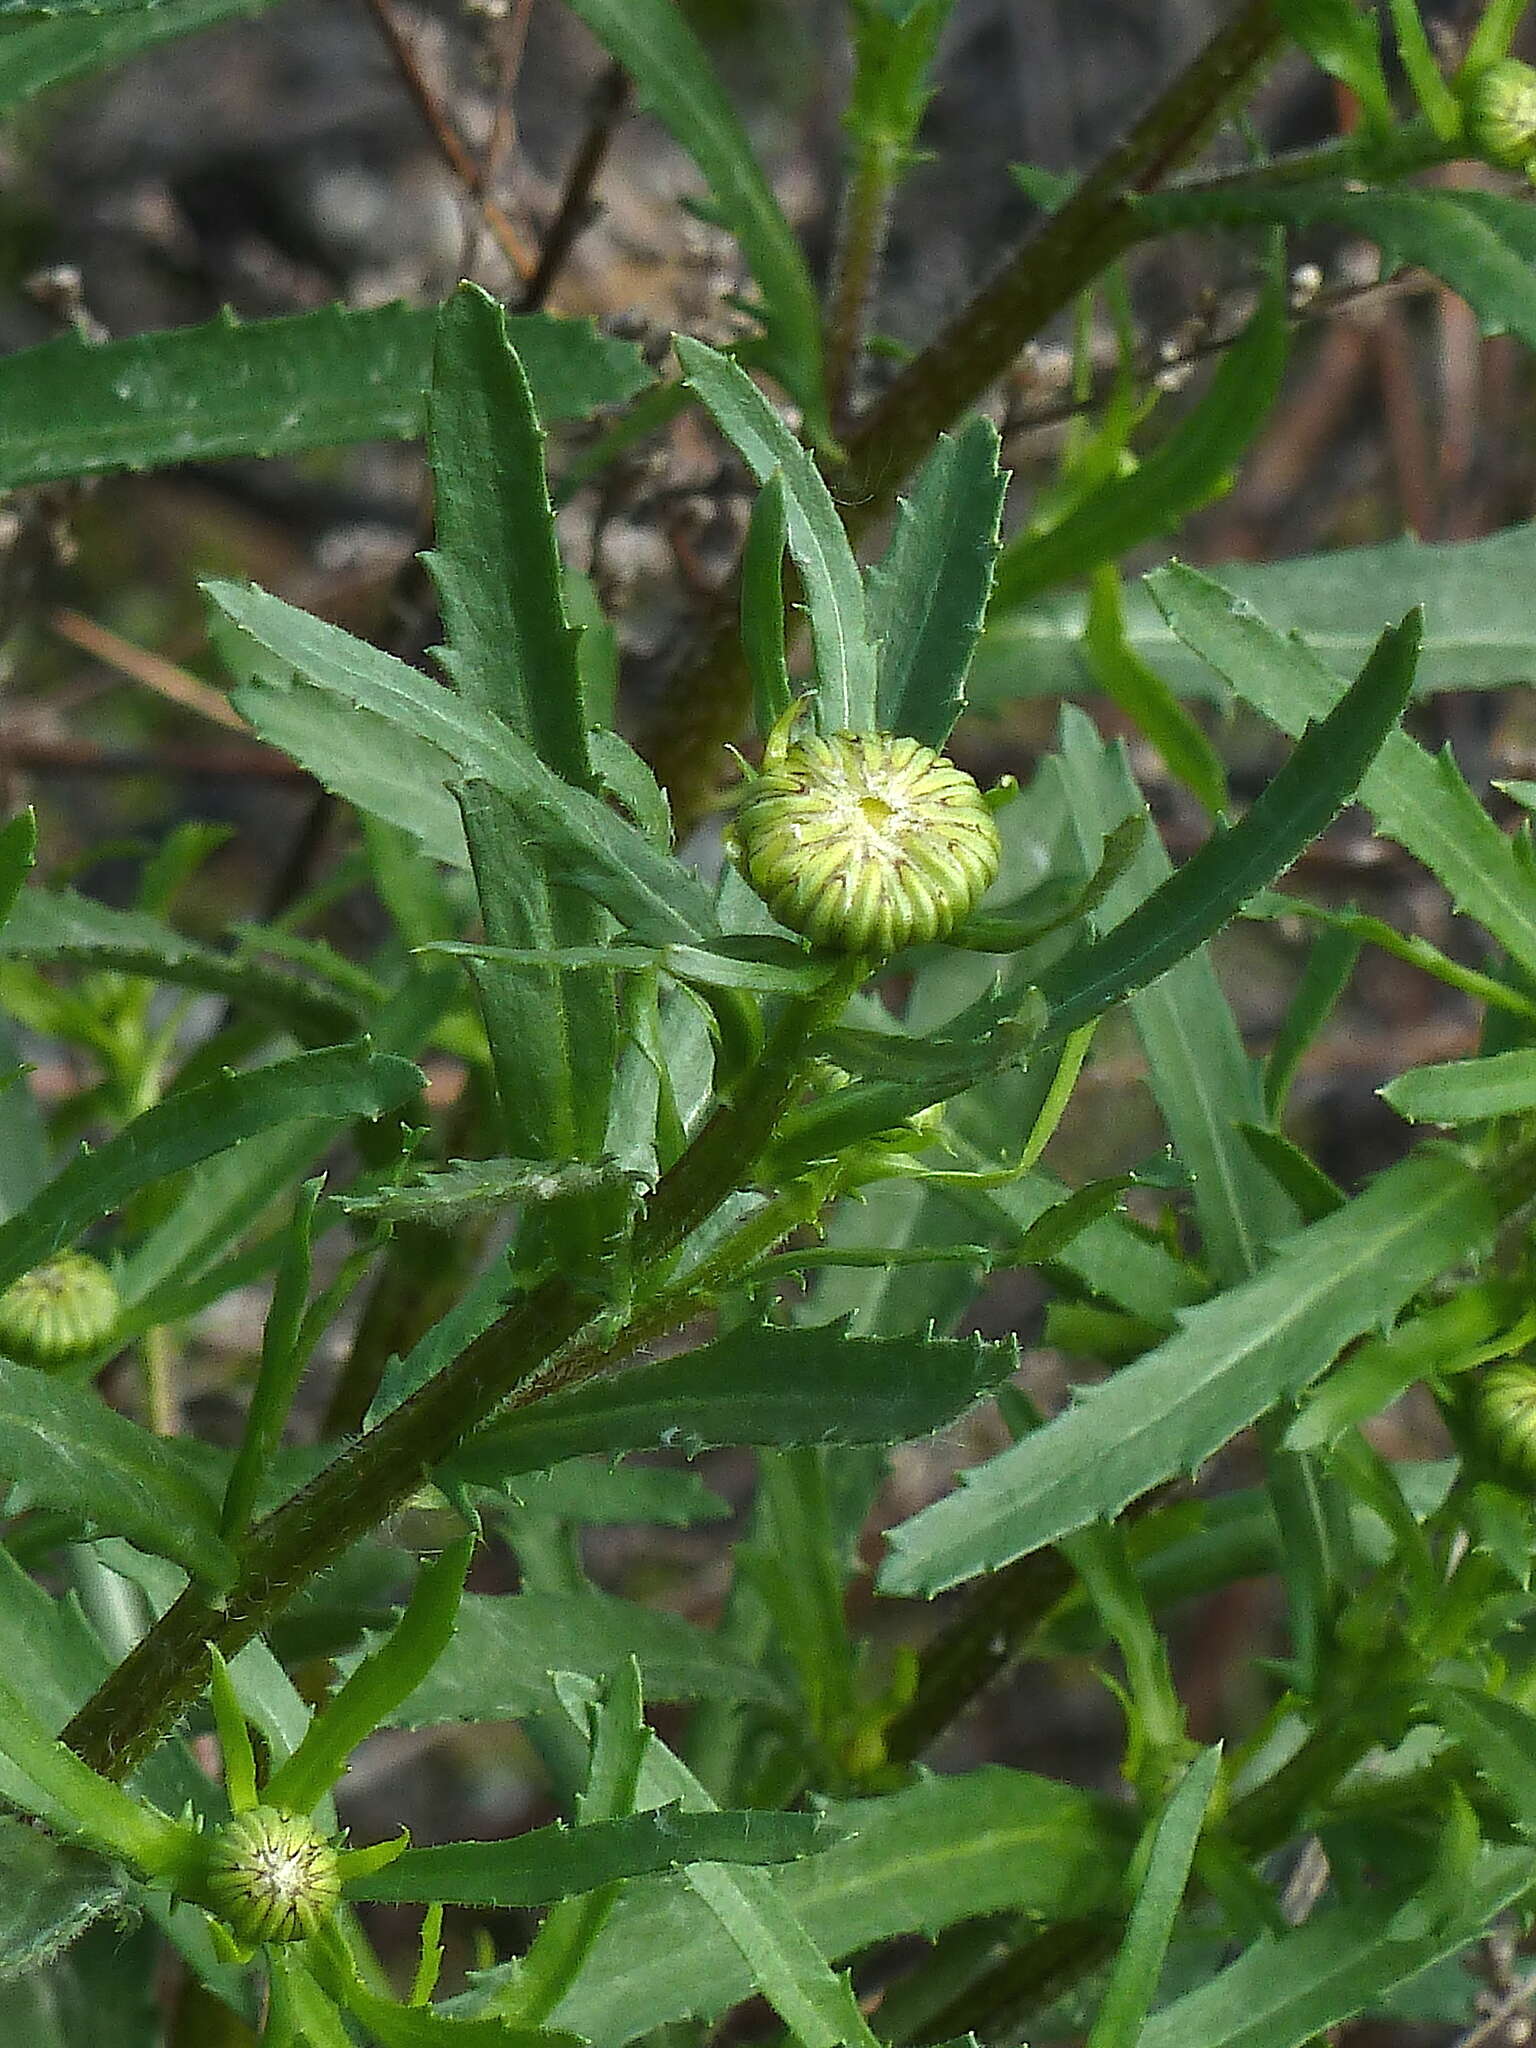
[
  {"x1": 1471, "y1": 1361, "x2": 1536, "y2": 1488},
  {"x1": 1460, "y1": 58, "x2": 1536, "y2": 174},
  {"x1": 0, "y1": 1253, "x2": 120, "y2": 1369},
  {"x1": 730, "y1": 725, "x2": 1001, "y2": 956},
  {"x1": 202, "y1": 1807, "x2": 341, "y2": 1946}
]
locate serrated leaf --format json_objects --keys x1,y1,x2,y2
[
  {"x1": 351, "y1": 1806, "x2": 835, "y2": 1907},
  {"x1": 491, "y1": 1458, "x2": 729, "y2": 1528},
  {"x1": 376, "y1": 1590, "x2": 795, "y2": 1725},
  {"x1": 971, "y1": 522, "x2": 1536, "y2": 710},
  {"x1": 1037, "y1": 611, "x2": 1420, "y2": 1042},
  {"x1": 0, "y1": 1360, "x2": 233, "y2": 1580},
  {"x1": 1422, "y1": 1686, "x2": 1536, "y2": 1834},
  {"x1": 0, "y1": 1042, "x2": 420, "y2": 1295},
  {"x1": 0, "y1": 1821, "x2": 120, "y2": 1982},
  {"x1": 1081, "y1": 566, "x2": 1228, "y2": 814},
  {"x1": 1381, "y1": 1048, "x2": 1536, "y2": 1124},
  {"x1": 1136, "y1": 1847, "x2": 1534, "y2": 2048},
  {"x1": 868, "y1": 417, "x2": 1006, "y2": 748},
  {"x1": 447, "y1": 1323, "x2": 1018, "y2": 1488},
  {"x1": 339, "y1": 1157, "x2": 639, "y2": 1225},
  {"x1": 545, "y1": 1767, "x2": 1124, "y2": 2045},
  {"x1": 0, "y1": 0, "x2": 278, "y2": 115},
  {"x1": 562, "y1": 0, "x2": 824, "y2": 430},
  {"x1": 1151, "y1": 563, "x2": 1536, "y2": 980},
  {"x1": 207, "y1": 581, "x2": 717, "y2": 941},
  {"x1": 677, "y1": 337, "x2": 875, "y2": 729},
  {"x1": 993, "y1": 269, "x2": 1287, "y2": 610},
  {"x1": 0, "y1": 301, "x2": 648, "y2": 489},
  {"x1": 0, "y1": 887, "x2": 367, "y2": 1039},
  {"x1": 881, "y1": 1145, "x2": 1495, "y2": 1595}
]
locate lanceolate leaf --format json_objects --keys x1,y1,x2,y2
[
  {"x1": 0, "y1": 887, "x2": 367, "y2": 1040},
  {"x1": 207, "y1": 582, "x2": 717, "y2": 941},
  {"x1": 0, "y1": 1359, "x2": 234, "y2": 1581},
  {"x1": 1036, "y1": 612, "x2": 1421, "y2": 1041},
  {"x1": 444, "y1": 1324, "x2": 1019, "y2": 1486},
  {"x1": 677, "y1": 337, "x2": 876, "y2": 730},
  {"x1": 868, "y1": 417, "x2": 1006, "y2": 749},
  {"x1": 0, "y1": 303, "x2": 649, "y2": 490},
  {"x1": 1272, "y1": 0, "x2": 1391, "y2": 127},
  {"x1": 0, "y1": 1042, "x2": 421, "y2": 1296},
  {"x1": 1136, "y1": 1847, "x2": 1534, "y2": 2048},
  {"x1": 1423, "y1": 1687, "x2": 1536, "y2": 1832},
  {"x1": 991, "y1": 268, "x2": 1287, "y2": 609},
  {"x1": 562, "y1": 0, "x2": 825, "y2": 430},
  {"x1": 0, "y1": 0, "x2": 278, "y2": 115},
  {"x1": 881, "y1": 1145, "x2": 1495, "y2": 1595},
  {"x1": 546, "y1": 1767, "x2": 1124, "y2": 2044},
  {"x1": 1381, "y1": 1048, "x2": 1536, "y2": 1125},
  {"x1": 339, "y1": 1158, "x2": 640, "y2": 1226},
  {"x1": 1151, "y1": 563, "x2": 1536, "y2": 981},
  {"x1": 1137, "y1": 183, "x2": 1536, "y2": 353},
  {"x1": 350, "y1": 1808, "x2": 836, "y2": 1907}
]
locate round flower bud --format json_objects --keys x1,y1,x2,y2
[
  {"x1": 730, "y1": 728, "x2": 1001, "y2": 956},
  {"x1": 1471, "y1": 1362, "x2": 1536, "y2": 1489},
  {"x1": 202, "y1": 1807, "x2": 341, "y2": 1946},
  {"x1": 0, "y1": 1253, "x2": 120, "y2": 1369},
  {"x1": 1461, "y1": 58, "x2": 1536, "y2": 174}
]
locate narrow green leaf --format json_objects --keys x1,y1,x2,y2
[
  {"x1": 339, "y1": 1158, "x2": 640, "y2": 1226},
  {"x1": 0, "y1": 1361, "x2": 233, "y2": 1579},
  {"x1": 1152, "y1": 563, "x2": 1536, "y2": 982},
  {"x1": 427, "y1": 284, "x2": 590, "y2": 777},
  {"x1": 1382, "y1": 1047, "x2": 1536, "y2": 1124},
  {"x1": 219, "y1": 1180, "x2": 321, "y2": 1545},
  {"x1": 376, "y1": 1590, "x2": 795, "y2": 1725},
  {"x1": 742, "y1": 471, "x2": 793, "y2": 736},
  {"x1": 1038, "y1": 613, "x2": 1421, "y2": 1042},
  {"x1": 0, "y1": 302, "x2": 648, "y2": 490},
  {"x1": 351, "y1": 1807, "x2": 836, "y2": 1907},
  {"x1": 1087, "y1": 1747, "x2": 1222, "y2": 2048},
  {"x1": 0, "y1": 0, "x2": 279, "y2": 115},
  {"x1": 1274, "y1": 0, "x2": 1391, "y2": 126},
  {"x1": 677, "y1": 337, "x2": 875, "y2": 729},
  {"x1": 545, "y1": 1766, "x2": 1124, "y2": 2044},
  {"x1": 1081, "y1": 565, "x2": 1228, "y2": 814},
  {"x1": 0, "y1": 887, "x2": 367, "y2": 1039},
  {"x1": 1422, "y1": 1686, "x2": 1536, "y2": 1833},
  {"x1": 491, "y1": 1459, "x2": 729, "y2": 1528},
  {"x1": 0, "y1": 1042, "x2": 419, "y2": 1295},
  {"x1": 1285, "y1": 1288, "x2": 1512, "y2": 1452},
  {"x1": 881, "y1": 1145, "x2": 1495, "y2": 1594},
  {"x1": 449, "y1": 1324, "x2": 1016, "y2": 1488},
  {"x1": 1263, "y1": 917, "x2": 1362, "y2": 1118},
  {"x1": 993, "y1": 270, "x2": 1287, "y2": 609},
  {"x1": 868, "y1": 418, "x2": 1006, "y2": 749},
  {"x1": 0, "y1": 812, "x2": 35, "y2": 931},
  {"x1": 1137, "y1": 1848, "x2": 1534, "y2": 2048},
  {"x1": 0, "y1": 1820, "x2": 120, "y2": 1983},
  {"x1": 561, "y1": 0, "x2": 825, "y2": 428},
  {"x1": 207, "y1": 582, "x2": 717, "y2": 941},
  {"x1": 1137, "y1": 183, "x2": 1536, "y2": 355}
]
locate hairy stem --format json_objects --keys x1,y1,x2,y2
[
  {"x1": 642, "y1": 0, "x2": 1285, "y2": 828},
  {"x1": 63, "y1": 972, "x2": 860, "y2": 1780}
]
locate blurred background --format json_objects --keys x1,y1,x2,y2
[{"x1": 5, "y1": 4, "x2": 1535, "y2": 2041}]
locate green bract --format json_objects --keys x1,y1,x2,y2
[
  {"x1": 0, "y1": 1253, "x2": 120, "y2": 1370},
  {"x1": 201, "y1": 1807, "x2": 341, "y2": 1946},
  {"x1": 1471, "y1": 1360, "x2": 1536, "y2": 1487},
  {"x1": 729, "y1": 725, "x2": 1002, "y2": 956},
  {"x1": 1459, "y1": 57, "x2": 1536, "y2": 173}
]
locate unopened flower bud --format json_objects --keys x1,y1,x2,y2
[
  {"x1": 729, "y1": 725, "x2": 1001, "y2": 957},
  {"x1": 202, "y1": 1807, "x2": 341, "y2": 1946},
  {"x1": 0, "y1": 1253, "x2": 120, "y2": 1369},
  {"x1": 1470, "y1": 1361, "x2": 1536, "y2": 1488},
  {"x1": 1461, "y1": 58, "x2": 1536, "y2": 175}
]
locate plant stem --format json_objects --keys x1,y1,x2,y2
[
  {"x1": 642, "y1": 0, "x2": 1286, "y2": 828},
  {"x1": 825, "y1": 137, "x2": 899, "y2": 429},
  {"x1": 62, "y1": 970, "x2": 862, "y2": 1781}
]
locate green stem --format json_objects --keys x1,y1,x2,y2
[
  {"x1": 61, "y1": 971, "x2": 862, "y2": 1782},
  {"x1": 825, "y1": 137, "x2": 900, "y2": 429},
  {"x1": 1465, "y1": 0, "x2": 1531, "y2": 72}
]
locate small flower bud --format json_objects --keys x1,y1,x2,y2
[
  {"x1": 202, "y1": 1807, "x2": 341, "y2": 1946},
  {"x1": 0, "y1": 1253, "x2": 120, "y2": 1369},
  {"x1": 729, "y1": 726, "x2": 1001, "y2": 956},
  {"x1": 1470, "y1": 1362, "x2": 1536, "y2": 1489},
  {"x1": 1461, "y1": 58, "x2": 1536, "y2": 175}
]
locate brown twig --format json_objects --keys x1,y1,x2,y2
[
  {"x1": 360, "y1": 0, "x2": 536, "y2": 281},
  {"x1": 521, "y1": 61, "x2": 632, "y2": 311},
  {"x1": 47, "y1": 608, "x2": 249, "y2": 733}
]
